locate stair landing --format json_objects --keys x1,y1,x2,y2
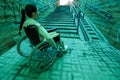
[{"x1": 0, "y1": 38, "x2": 120, "y2": 80}]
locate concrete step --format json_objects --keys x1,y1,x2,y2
[
  {"x1": 44, "y1": 26, "x2": 77, "y2": 30},
  {"x1": 47, "y1": 13, "x2": 72, "y2": 17},
  {"x1": 57, "y1": 29, "x2": 77, "y2": 34},
  {"x1": 40, "y1": 20, "x2": 75, "y2": 24},
  {"x1": 60, "y1": 33, "x2": 80, "y2": 38},
  {"x1": 44, "y1": 27, "x2": 77, "y2": 34},
  {"x1": 41, "y1": 23, "x2": 76, "y2": 27},
  {"x1": 41, "y1": 19, "x2": 74, "y2": 22},
  {"x1": 45, "y1": 18, "x2": 74, "y2": 21},
  {"x1": 47, "y1": 15, "x2": 72, "y2": 18}
]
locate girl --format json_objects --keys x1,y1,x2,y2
[{"x1": 19, "y1": 4, "x2": 67, "y2": 52}]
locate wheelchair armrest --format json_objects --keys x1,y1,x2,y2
[
  {"x1": 33, "y1": 39, "x2": 47, "y2": 50},
  {"x1": 47, "y1": 28, "x2": 57, "y2": 33}
]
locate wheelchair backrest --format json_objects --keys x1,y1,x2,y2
[{"x1": 24, "y1": 25, "x2": 41, "y2": 46}]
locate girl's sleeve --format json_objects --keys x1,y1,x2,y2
[
  {"x1": 37, "y1": 24, "x2": 52, "y2": 39},
  {"x1": 35, "y1": 22, "x2": 57, "y2": 49}
]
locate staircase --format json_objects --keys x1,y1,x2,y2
[
  {"x1": 1, "y1": 4, "x2": 120, "y2": 80},
  {"x1": 39, "y1": 6, "x2": 80, "y2": 39}
]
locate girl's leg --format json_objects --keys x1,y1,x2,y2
[{"x1": 49, "y1": 32, "x2": 68, "y2": 52}]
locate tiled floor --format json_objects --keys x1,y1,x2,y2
[{"x1": 0, "y1": 38, "x2": 120, "y2": 80}]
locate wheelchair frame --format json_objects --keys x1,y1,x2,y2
[{"x1": 17, "y1": 35, "x2": 64, "y2": 73}]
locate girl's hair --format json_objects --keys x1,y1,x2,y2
[{"x1": 19, "y1": 4, "x2": 37, "y2": 35}]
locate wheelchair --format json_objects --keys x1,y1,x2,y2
[{"x1": 17, "y1": 25, "x2": 65, "y2": 73}]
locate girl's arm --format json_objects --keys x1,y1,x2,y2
[{"x1": 38, "y1": 25, "x2": 57, "y2": 49}]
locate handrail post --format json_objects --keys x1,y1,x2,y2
[
  {"x1": 76, "y1": 11, "x2": 81, "y2": 34},
  {"x1": 69, "y1": 1, "x2": 85, "y2": 34}
]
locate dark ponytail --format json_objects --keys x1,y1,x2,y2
[
  {"x1": 19, "y1": 4, "x2": 37, "y2": 35},
  {"x1": 19, "y1": 9, "x2": 26, "y2": 35}
]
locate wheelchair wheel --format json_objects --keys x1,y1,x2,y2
[
  {"x1": 28, "y1": 46, "x2": 57, "y2": 73},
  {"x1": 17, "y1": 35, "x2": 32, "y2": 57}
]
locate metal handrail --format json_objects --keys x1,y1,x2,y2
[{"x1": 85, "y1": 4, "x2": 112, "y2": 20}]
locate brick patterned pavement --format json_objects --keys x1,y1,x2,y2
[{"x1": 0, "y1": 38, "x2": 120, "y2": 80}]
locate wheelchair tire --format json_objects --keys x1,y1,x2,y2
[
  {"x1": 28, "y1": 46, "x2": 57, "y2": 73},
  {"x1": 17, "y1": 35, "x2": 32, "y2": 57}
]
